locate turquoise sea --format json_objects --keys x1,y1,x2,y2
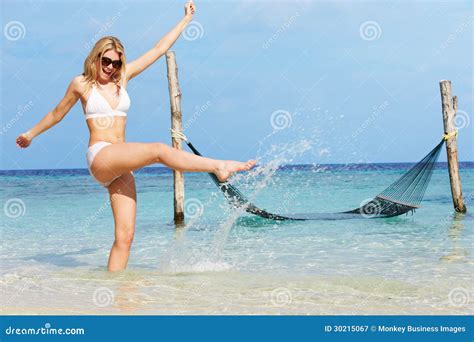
[{"x1": 1, "y1": 160, "x2": 473, "y2": 315}]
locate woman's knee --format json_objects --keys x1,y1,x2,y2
[
  {"x1": 151, "y1": 142, "x2": 169, "y2": 163},
  {"x1": 114, "y1": 225, "x2": 135, "y2": 248}
]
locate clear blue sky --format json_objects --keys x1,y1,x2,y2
[{"x1": 1, "y1": 0, "x2": 472, "y2": 170}]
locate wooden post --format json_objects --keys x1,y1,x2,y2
[
  {"x1": 166, "y1": 51, "x2": 185, "y2": 223},
  {"x1": 439, "y1": 80, "x2": 467, "y2": 213}
]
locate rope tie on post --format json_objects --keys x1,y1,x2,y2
[
  {"x1": 443, "y1": 130, "x2": 458, "y2": 141},
  {"x1": 170, "y1": 128, "x2": 188, "y2": 142}
]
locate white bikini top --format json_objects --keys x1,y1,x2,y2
[{"x1": 84, "y1": 83, "x2": 131, "y2": 120}]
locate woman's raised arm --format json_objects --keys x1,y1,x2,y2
[
  {"x1": 125, "y1": 0, "x2": 196, "y2": 81},
  {"x1": 16, "y1": 76, "x2": 82, "y2": 148}
]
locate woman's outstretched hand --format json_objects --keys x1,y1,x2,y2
[
  {"x1": 16, "y1": 132, "x2": 32, "y2": 148},
  {"x1": 184, "y1": 0, "x2": 196, "y2": 19}
]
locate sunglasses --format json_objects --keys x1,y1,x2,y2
[{"x1": 101, "y1": 56, "x2": 122, "y2": 69}]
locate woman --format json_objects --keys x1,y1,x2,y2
[{"x1": 15, "y1": 0, "x2": 256, "y2": 272}]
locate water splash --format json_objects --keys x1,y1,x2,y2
[
  {"x1": 161, "y1": 114, "x2": 322, "y2": 271},
  {"x1": 212, "y1": 138, "x2": 314, "y2": 256}
]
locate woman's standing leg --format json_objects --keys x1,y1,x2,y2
[{"x1": 107, "y1": 171, "x2": 137, "y2": 272}]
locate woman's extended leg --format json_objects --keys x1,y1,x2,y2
[
  {"x1": 107, "y1": 171, "x2": 136, "y2": 272},
  {"x1": 91, "y1": 142, "x2": 255, "y2": 185}
]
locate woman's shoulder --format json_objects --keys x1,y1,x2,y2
[
  {"x1": 72, "y1": 74, "x2": 87, "y2": 86},
  {"x1": 71, "y1": 74, "x2": 90, "y2": 95}
]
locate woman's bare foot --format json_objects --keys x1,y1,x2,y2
[{"x1": 215, "y1": 160, "x2": 256, "y2": 182}]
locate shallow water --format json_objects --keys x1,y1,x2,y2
[{"x1": 1, "y1": 162, "x2": 473, "y2": 315}]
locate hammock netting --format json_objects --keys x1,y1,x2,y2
[{"x1": 185, "y1": 139, "x2": 445, "y2": 220}]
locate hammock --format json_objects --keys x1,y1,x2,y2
[{"x1": 174, "y1": 130, "x2": 446, "y2": 220}]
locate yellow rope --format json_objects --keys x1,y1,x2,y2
[
  {"x1": 170, "y1": 128, "x2": 188, "y2": 142},
  {"x1": 443, "y1": 130, "x2": 458, "y2": 141}
]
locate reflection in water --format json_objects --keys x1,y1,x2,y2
[
  {"x1": 112, "y1": 275, "x2": 144, "y2": 313},
  {"x1": 440, "y1": 213, "x2": 468, "y2": 262}
]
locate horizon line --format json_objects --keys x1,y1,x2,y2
[{"x1": 1, "y1": 160, "x2": 473, "y2": 173}]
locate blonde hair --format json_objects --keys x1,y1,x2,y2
[{"x1": 83, "y1": 36, "x2": 126, "y2": 93}]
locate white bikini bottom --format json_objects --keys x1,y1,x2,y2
[{"x1": 86, "y1": 141, "x2": 132, "y2": 187}]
